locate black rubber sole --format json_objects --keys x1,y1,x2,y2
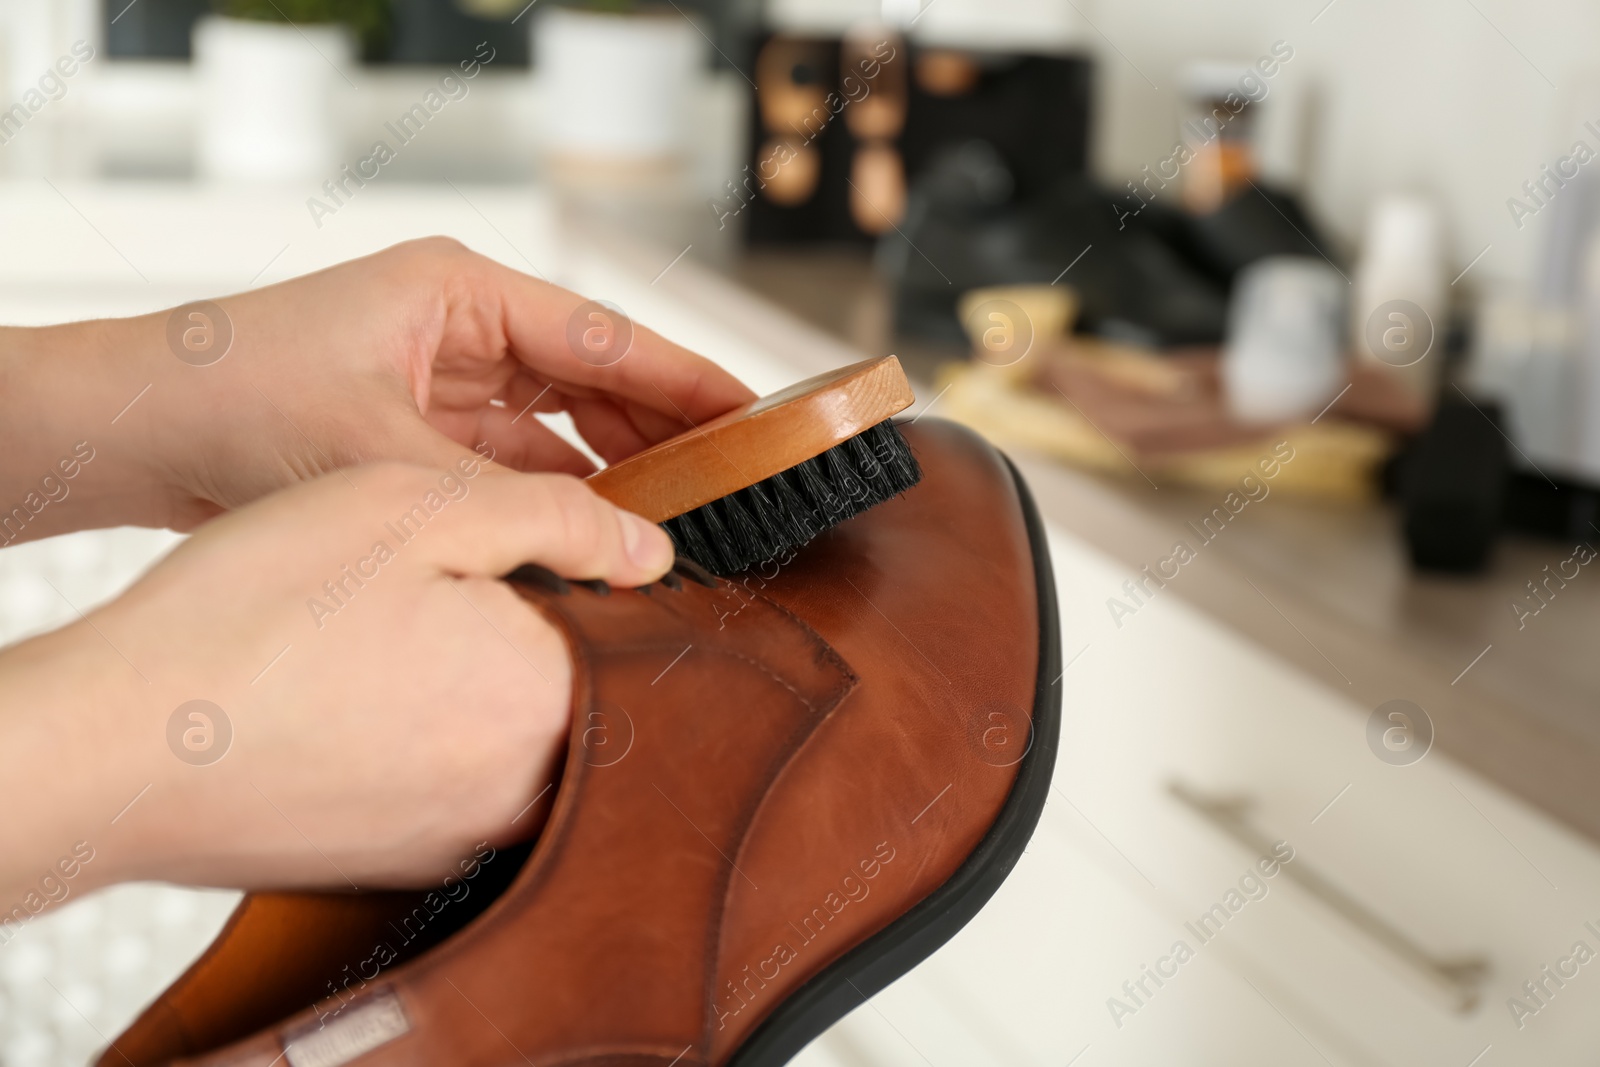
[{"x1": 726, "y1": 453, "x2": 1062, "y2": 1067}]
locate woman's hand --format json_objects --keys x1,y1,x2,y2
[
  {"x1": 0, "y1": 237, "x2": 755, "y2": 539},
  {"x1": 0, "y1": 459, "x2": 672, "y2": 900}
]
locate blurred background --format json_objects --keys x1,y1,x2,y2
[{"x1": 7, "y1": 0, "x2": 1600, "y2": 1064}]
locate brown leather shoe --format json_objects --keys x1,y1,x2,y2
[{"x1": 103, "y1": 417, "x2": 1060, "y2": 1067}]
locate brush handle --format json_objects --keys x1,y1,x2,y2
[{"x1": 588, "y1": 355, "x2": 916, "y2": 523}]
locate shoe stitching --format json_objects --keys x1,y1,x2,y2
[
  {"x1": 508, "y1": 584, "x2": 860, "y2": 1059},
  {"x1": 595, "y1": 642, "x2": 851, "y2": 717},
  {"x1": 569, "y1": 590, "x2": 858, "y2": 1055},
  {"x1": 691, "y1": 592, "x2": 860, "y2": 1054}
]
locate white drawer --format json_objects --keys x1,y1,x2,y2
[
  {"x1": 797, "y1": 822, "x2": 1371, "y2": 1067},
  {"x1": 1043, "y1": 528, "x2": 1600, "y2": 1063}
]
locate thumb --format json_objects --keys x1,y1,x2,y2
[{"x1": 405, "y1": 465, "x2": 676, "y2": 587}]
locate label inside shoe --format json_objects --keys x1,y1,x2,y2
[{"x1": 285, "y1": 990, "x2": 410, "y2": 1067}]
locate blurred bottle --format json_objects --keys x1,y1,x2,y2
[
  {"x1": 1537, "y1": 168, "x2": 1600, "y2": 481},
  {"x1": 1351, "y1": 196, "x2": 1446, "y2": 404},
  {"x1": 1179, "y1": 63, "x2": 1262, "y2": 215},
  {"x1": 1573, "y1": 231, "x2": 1600, "y2": 483},
  {"x1": 1467, "y1": 78, "x2": 1600, "y2": 484},
  {"x1": 1223, "y1": 256, "x2": 1347, "y2": 423},
  {"x1": 1489, "y1": 170, "x2": 1600, "y2": 476}
]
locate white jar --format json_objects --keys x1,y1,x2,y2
[
  {"x1": 193, "y1": 15, "x2": 353, "y2": 182},
  {"x1": 1223, "y1": 256, "x2": 1347, "y2": 423}
]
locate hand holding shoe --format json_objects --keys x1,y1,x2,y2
[{"x1": 0, "y1": 459, "x2": 674, "y2": 902}]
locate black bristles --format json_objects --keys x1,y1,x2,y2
[{"x1": 660, "y1": 420, "x2": 921, "y2": 576}]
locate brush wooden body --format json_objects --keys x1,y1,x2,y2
[{"x1": 588, "y1": 356, "x2": 916, "y2": 523}]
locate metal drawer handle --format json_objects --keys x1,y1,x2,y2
[{"x1": 1168, "y1": 780, "x2": 1489, "y2": 1013}]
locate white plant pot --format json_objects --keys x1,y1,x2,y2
[
  {"x1": 193, "y1": 15, "x2": 353, "y2": 181},
  {"x1": 536, "y1": 7, "x2": 703, "y2": 165}
]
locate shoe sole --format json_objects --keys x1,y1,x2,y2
[{"x1": 727, "y1": 453, "x2": 1062, "y2": 1066}]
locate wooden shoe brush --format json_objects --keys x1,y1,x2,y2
[{"x1": 588, "y1": 355, "x2": 919, "y2": 575}]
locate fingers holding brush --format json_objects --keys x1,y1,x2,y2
[
  {"x1": 560, "y1": 393, "x2": 694, "y2": 465},
  {"x1": 490, "y1": 380, "x2": 734, "y2": 467},
  {"x1": 469, "y1": 254, "x2": 757, "y2": 432}
]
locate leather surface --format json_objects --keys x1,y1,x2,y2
[
  {"x1": 704, "y1": 418, "x2": 1039, "y2": 1056},
  {"x1": 103, "y1": 417, "x2": 1041, "y2": 1067},
  {"x1": 104, "y1": 892, "x2": 442, "y2": 1064}
]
